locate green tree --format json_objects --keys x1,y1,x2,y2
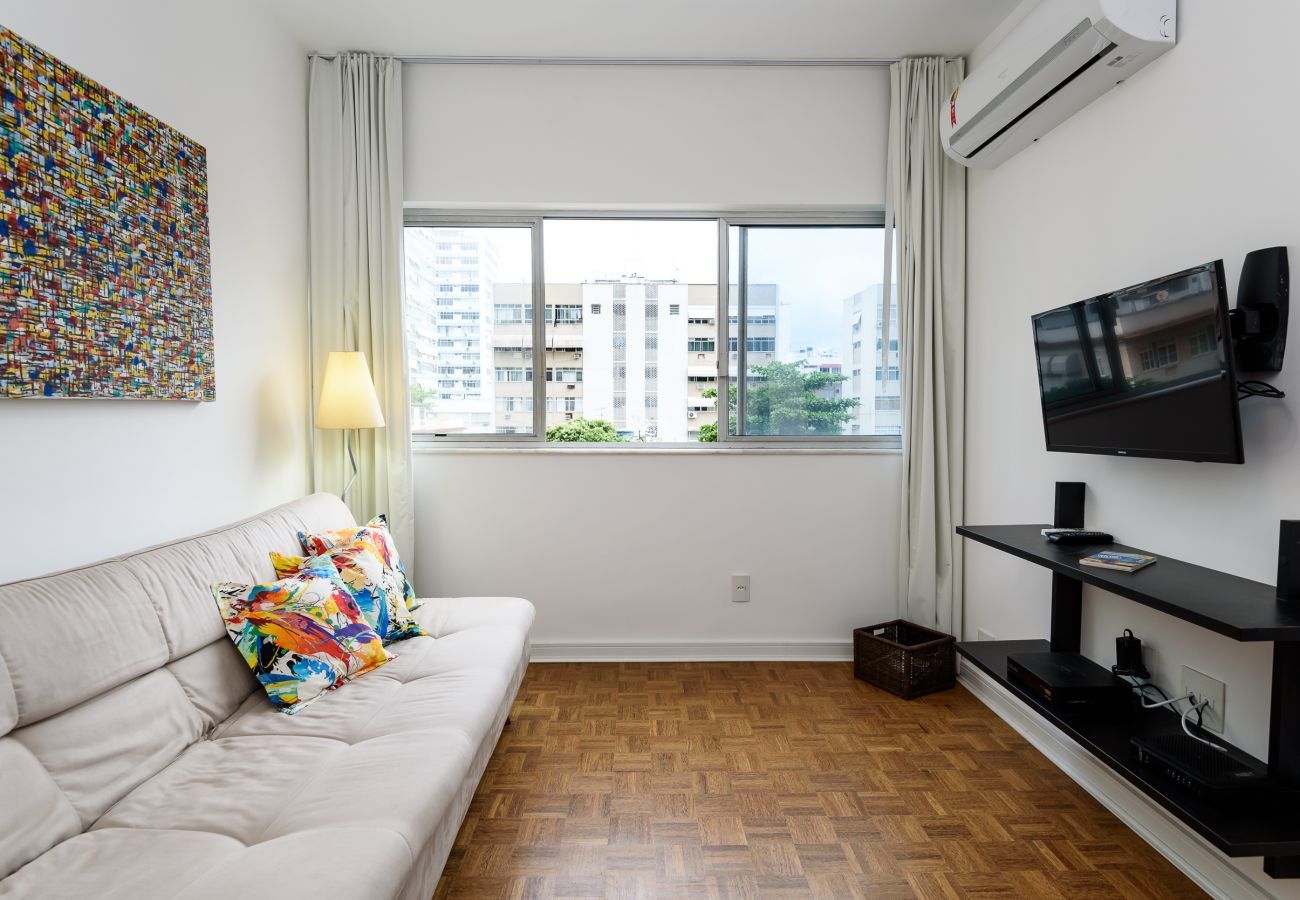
[
  {"x1": 546, "y1": 417, "x2": 625, "y2": 443},
  {"x1": 410, "y1": 384, "x2": 436, "y2": 409},
  {"x1": 697, "y1": 360, "x2": 858, "y2": 441}
]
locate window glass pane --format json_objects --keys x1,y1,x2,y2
[
  {"x1": 729, "y1": 225, "x2": 891, "y2": 437},
  {"x1": 541, "y1": 219, "x2": 718, "y2": 443},
  {"x1": 405, "y1": 226, "x2": 534, "y2": 434}
]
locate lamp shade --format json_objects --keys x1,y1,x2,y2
[{"x1": 316, "y1": 351, "x2": 385, "y2": 429}]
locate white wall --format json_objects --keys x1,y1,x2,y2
[
  {"x1": 404, "y1": 63, "x2": 889, "y2": 207},
  {"x1": 0, "y1": 0, "x2": 311, "y2": 582},
  {"x1": 404, "y1": 63, "x2": 896, "y2": 649},
  {"x1": 414, "y1": 450, "x2": 900, "y2": 650},
  {"x1": 965, "y1": 2, "x2": 1300, "y2": 891}
]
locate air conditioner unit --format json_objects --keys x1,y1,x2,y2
[
  {"x1": 688, "y1": 411, "x2": 697, "y2": 419},
  {"x1": 941, "y1": 0, "x2": 1175, "y2": 169}
]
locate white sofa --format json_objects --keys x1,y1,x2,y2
[{"x1": 0, "y1": 494, "x2": 533, "y2": 899}]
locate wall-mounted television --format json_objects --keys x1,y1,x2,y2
[{"x1": 1031, "y1": 260, "x2": 1244, "y2": 464}]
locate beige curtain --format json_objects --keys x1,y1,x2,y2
[
  {"x1": 888, "y1": 57, "x2": 966, "y2": 636},
  {"x1": 307, "y1": 53, "x2": 414, "y2": 565}
]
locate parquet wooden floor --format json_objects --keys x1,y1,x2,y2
[{"x1": 433, "y1": 662, "x2": 1205, "y2": 899}]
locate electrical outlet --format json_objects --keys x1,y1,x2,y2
[
  {"x1": 1182, "y1": 666, "x2": 1225, "y2": 734},
  {"x1": 731, "y1": 574, "x2": 751, "y2": 603},
  {"x1": 977, "y1": 628, "x2": 996, "y2": 642}
]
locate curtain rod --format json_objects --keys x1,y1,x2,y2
[{"x1": 312, "y1": 54, "x2": 903, "y2": 67}]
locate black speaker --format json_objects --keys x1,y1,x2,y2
[
  {"x1": 1234, "y1": 246, "x2": 1289, "y2": 373},
  {"x1": 1278, "y1": 520, "x2": 1300, "y2": 603},
  {"x1": 1053, "y1": 482, "x2": 1086, "y2": 529}
]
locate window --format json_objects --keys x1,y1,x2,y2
[
  {"x1": 405, "y1": 213, "x2": 894, "y2": 447},
  {"x1": 405, "y1": 224, "x2": 536, "y2": 435},
  {"x1": 1140, "y1": 340, "x2": 1179, "y2": 371},
  {"x1": 729, "y1": 225, "x2": 893, "y2": 438},
  {"x1": 548, "y1": 304, "x2": 583, "y2": 324},
  {"x1": 546, "y1": 368, "x2": 584, "y2": 383},
  {"x1": 494, "y1": 304, "x2": 531, "y2": 324},
  {"x1": 728, "y1": 337, "x2": 777, "y2": 353},
  {"x1": 1188, "y1": 325, "x2": 1216, "y2": 357}
]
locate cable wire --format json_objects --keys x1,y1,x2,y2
[
  {"x1": 1181, "y1": 699, "x2": 1225, "y2": 751},
  {"x1": 1238, "y1": 379, "x2": 1286, "y2": 400}
]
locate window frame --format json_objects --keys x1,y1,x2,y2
[{"x1": 404, "y1": 209, "x2": 896, "y2": 449}]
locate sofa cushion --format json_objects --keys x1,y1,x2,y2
[
  {"x1": 0, "y1": 739, "x2": 80, "y2": 881},
  {"x1": 11, "y1": 670, "x2": 207, "y2": 828},
  {"x1": 213, "y1": 568, "x2": 393, "y2": 714},
  {"x1": 0, "y1": 561, "x2": 169, "y2": 729}
]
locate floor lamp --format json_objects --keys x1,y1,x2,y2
[{"x1": 316, "y1": 351, "x2": 385, "y2": 505}]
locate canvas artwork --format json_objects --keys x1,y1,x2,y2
[{"x1": 0, "y1": 26, "x2": 213, "y2": 400}]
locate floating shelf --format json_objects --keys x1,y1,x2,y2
[
  {"x1": 958, "y1": 524, "x2": 1300, "y2": 642},
  {"x1": 960, "y1": 484, "x2": 1300, "y2": 877},
  {"x1": 957, "y1": 638, "x2": 1300, "y2": 857}
]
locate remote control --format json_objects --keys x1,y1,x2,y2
[{"x1": 1047, "y1": 530, "x2": 1114, "y2": 545}]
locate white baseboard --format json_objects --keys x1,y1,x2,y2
[
  {"x1": 530, "y1": 640, "x2": 854, "y2": 662},
  {"x1": 959, "y1": 663, "x2": 1274, "y2": 900}
]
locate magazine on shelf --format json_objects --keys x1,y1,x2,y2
[{"x1": 1080, "y1": 550, "x2": 1157, "y2": 572}]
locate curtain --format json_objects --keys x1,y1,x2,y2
[
  {"x1": 887, "y1": 57, "x2": 966, "y2": 636},
  {"x1": 307, "y1": 53, "x2": 414, "y2": 565}
]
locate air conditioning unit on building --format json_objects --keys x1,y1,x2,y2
[{"x1": 687, "y1": 411, "x2": 697, "y2": 419}]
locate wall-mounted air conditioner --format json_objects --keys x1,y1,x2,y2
[{"x1": 942, "y1": 0, "x2": 1175, "y2": 169}]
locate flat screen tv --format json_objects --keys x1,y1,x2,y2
[{"x1": 1031, "y1": 260, "x2": 1244, "y2": 464}]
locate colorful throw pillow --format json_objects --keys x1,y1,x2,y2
[
  {"x1": 213, "y1": 565, "x2": 393, "y2": 715},
  {"x1": 298, "y1": 514, "x2": 420, "y2": 611},
  {"x1": 270, "y1": 543, "x2": 422, "y2": 644}
]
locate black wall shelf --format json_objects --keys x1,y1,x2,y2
[
  {"x1": 957, "y1": 524, "x2": 1300, "y2": 642},
  {"x1": 958, "y1": 638, "x2": 1300, "y2": 858},
  {"x1": 959, "y1": 482, "x2": 1300, "y2": 878}
]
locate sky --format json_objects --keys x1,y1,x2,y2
[{"x1": 427, "y1": 219, "x2": 889, "y2": 356}]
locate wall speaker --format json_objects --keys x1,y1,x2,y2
[
  {"x1": 1053, "y1": 482, "x2": 1086, "y2": 529},
  {"x1": 1233, "y1": 246, "x2": 1289, "y2": 373},
  {"x1": 1277, "y1": 520, "x2": 1300, "y2": 603}
]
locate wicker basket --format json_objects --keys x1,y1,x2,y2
[{"x1": 853, "y1": 619, "x2": 955, "y2": 699}]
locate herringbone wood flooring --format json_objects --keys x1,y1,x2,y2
[{"x1": 433, "y1": 662, "x2": 1205, "y2": 899}]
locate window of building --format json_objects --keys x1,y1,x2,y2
[
  {"x1": 1140, "y1": 340, "x2": 1179, "y2": 371},
  {"x1": 405, "y1": 213, "x2": 894, "y2": 447},
  {"x1": 548, "y1": 304, "x2": 583, "y2": 324},
  {"x1": 1187, "y1": 325, "x2": 1216, "y2": 357}
]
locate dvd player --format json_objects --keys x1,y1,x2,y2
[{"x1": 1006, "y1": 651, "x2": 1128, "y2": 706}]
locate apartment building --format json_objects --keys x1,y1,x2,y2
[
  {"x1": 404, "y1": 227, "x2": 498, "y2": 432},
  {"x1": 843, "y1": 285, "x2": 901, "y2": 436}
]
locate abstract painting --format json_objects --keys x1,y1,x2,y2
[{"x1": 0, "y1": 26, "x2": 213, "y2": 400}]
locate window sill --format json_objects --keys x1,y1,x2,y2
[{"x1": 412, "y1": 444, "x2": 901, "y2": 456}]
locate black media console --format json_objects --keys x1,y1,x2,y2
[{"x1": 957, "y1": 482, "x2": 1300, "y2": 878}]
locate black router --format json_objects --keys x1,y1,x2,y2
[
  {"x1": 1006, "y1": 651, "x2": 1128, "y2": 706},
  {"x1": 1132, "y1": 734, "x2": 1269, "y2": 803}
]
